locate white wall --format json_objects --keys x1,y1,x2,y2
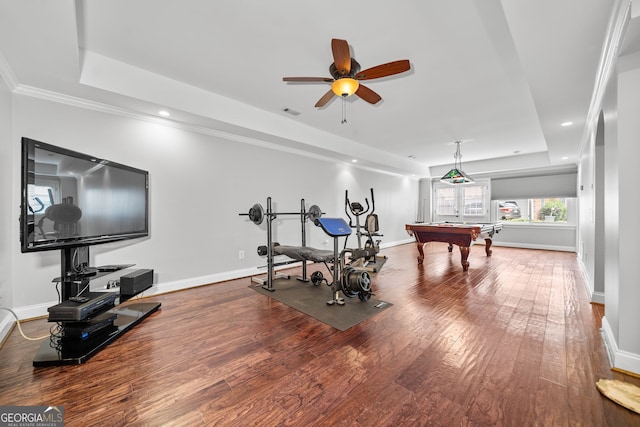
[
  {"x1": 0, "y1": 74, "x2": 13, "y2": 337},
  {"x1": 592, "y1": 26, "x2": 640, "y2": 374},
  {"x1": 577, "y1": 119, "x2": 597, "y2": 299},
  {"x1": 492, "y1": 224, "x2": 576, "y2": 252},
  {"x1": 593, "y1": 114, "x2": 607, "y2": 301},
  {"x1": 8, "y1": 94, "x2": 419, "y2": 319},
  {"x1": 607, "y1": 50, "x2": 640, "y2": 366}
]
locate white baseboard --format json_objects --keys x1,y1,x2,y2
[
  {"x1": 591, "y1": 291, "x2": 605, "y2": 305},
  {"x1": 381, "y1": 238, "x2": 414, "y2": 248},
  {"x1": 0, "y1": 312, "x2": 15, "y2": 346},
  {"x1": 491, "y1": 242, "x2": 575, "y2": 252},
  {"x1": 141, "y1": 266, "x2": 260, "y2": 297},
  {"x1": 12, "y1": 302, "x2": 52, "y2": 322},
  {"x1": 576, "y1": 256, "x2": 605, "y2": 304},
  {"x1": 10, "y1": 266, "x2": 262, "y2": 322},
  {"x1": 394, "y1": 238, "x2": 574, "y2": 253},
  {"x1": 601, "y1": 316, "x2": 640, "y2": 375},
  {"x1": 0, "y1": 266, "x2": 264, "y2": 345}
]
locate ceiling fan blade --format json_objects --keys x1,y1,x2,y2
[
  {"x1": 355, "y1": 60, "x2": 411, "y2": 80},
  {"x1": 283, "y1": 77, "x2": 333, "y2": 82},
  {"x1": 355, "y1": 84, "x2": 382, "y2": 105},
  {"x1": 331, "y1": 38, "x2": 351, "y2": 76},
  {"x1": 315, "y1": 89, "x2": 335, "y2": 108}
]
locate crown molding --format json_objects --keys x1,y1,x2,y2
[
  {"x1": 11, "y1": 84, "x2": 417, "y2": 179},
  {"x1": 581, "y1": 0, "x2": 632, "y2": 157}
]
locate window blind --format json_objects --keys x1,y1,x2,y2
[{"x1": 491, "y1": 172, "x2": 577, "y2": 199}]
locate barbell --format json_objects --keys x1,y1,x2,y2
[{"x1": 239, "y1": 203, "x2": 323, "y2": 225}]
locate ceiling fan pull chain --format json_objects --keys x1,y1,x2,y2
[{"x1": 341, "y1": 97, "x2": 347, "y2": 124}]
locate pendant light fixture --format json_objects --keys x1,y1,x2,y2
[{"x1": 440, "y1": 141, "x2": 474, "y2": 184}]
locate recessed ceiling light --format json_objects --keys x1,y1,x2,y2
[
  {"x1": 562, "y1": 156, "x2": 569, "y2": 160},
  {"x1": 561, "y1": 121, "x2": 573, "y2": 127},
  {"x1": 158, "y1": 110, "x2": 170, "y2": 117},
  {"x1": 352, "y1": 159, "x2": 358, "y2": 163}
]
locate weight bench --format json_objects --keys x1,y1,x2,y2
[
  {"x1": 243, "y1": 197, "x2": 372, "y2": 303},
  {"x1": 272, "y1": 246, "x2": 334, "y2": 263},
  {"x1": 264, "y1": 219, "x2": 350, "y2": 282}
]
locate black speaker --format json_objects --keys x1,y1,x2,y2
[{"x1": 120, "y1": 269, "x2": 154, "y2": 296}]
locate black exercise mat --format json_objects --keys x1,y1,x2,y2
[{"x1": 250, "y1": 278, "x2": 392, "y2": 331}]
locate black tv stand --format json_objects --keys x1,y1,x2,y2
[
  {"x1": 32, "y1": 247, "x2": 160, "y2": 367},
  {"x1": 33, "y1": 301, "x2": 160, "y2": 366}
]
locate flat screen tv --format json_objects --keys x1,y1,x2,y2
[{"x1": 20, "y1": 137, "x2": 149, "y2": 253}]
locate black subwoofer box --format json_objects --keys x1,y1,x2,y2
[{"x1": 120, "y1": 269, "x2": 154, "y2": 296}]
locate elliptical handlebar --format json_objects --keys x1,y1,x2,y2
[
  {"x1": 345, "y1": 190, "x2": 370, "y2": 217},
  {"x1": 369, "y1": 188, "x2": 375, "y2": 215},
  {"x1": 353, "y1": 198, "x2": 370, "y2": 215},
  {"x1": 345, "y1": 190, "x2": 352, "y2": 226}
]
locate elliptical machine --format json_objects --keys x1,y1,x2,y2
[{"x1": 344, "y1": 188, "x2": 387, "y2": 272}]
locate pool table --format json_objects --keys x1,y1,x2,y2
[{"x1": 405, "y1": 222, "x2": 503, "y2": 271}]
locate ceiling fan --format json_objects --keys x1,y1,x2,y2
[{"x1": 283, "y1": 38, "x2": 411, "y2": 108}]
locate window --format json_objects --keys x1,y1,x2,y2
[
  {"x1": 436, "y1": 187, "x2": 456, "y2": 216},
  {"x1": 462, "y1": 186, "x2": 485, "y2": 216},
  {"x1": 433, "y1": 179, "x2": 490, "y2": 222},
  {"x1": 495, "y1": 198, "x2": 570, "y2": 223}
]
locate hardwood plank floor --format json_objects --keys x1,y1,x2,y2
[{"x1": 1, "y1": 243, "x2": 639, "y2": 426}]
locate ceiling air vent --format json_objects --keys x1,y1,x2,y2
[{"x1": 282, "y1": 108, "x2": 300, "y2": 116}]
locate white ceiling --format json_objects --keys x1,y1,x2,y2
[{"x1": 0, "y1": 0, "x2": 635, "y2": 177}]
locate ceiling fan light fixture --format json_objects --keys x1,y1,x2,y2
[{"x1": 331, "y1": 78, "x2": 359, "y2": 97}]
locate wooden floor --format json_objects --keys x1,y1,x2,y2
[{"x1": 1, "y1": 243, "x2": 639, "y2": 426}]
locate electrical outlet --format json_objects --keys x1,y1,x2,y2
[{"x1": 239, "y1": 250, "x2": 245, "y2": 259}]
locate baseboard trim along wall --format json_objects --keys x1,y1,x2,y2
[
  {"x1": 601, "y1": 316, "x2": 640, "y2": 376},
  {"x1": 591, "y1": 291, "x2": 605, "y2": 305},
  {"x1": 0, "y1": 314, "x2": 15, "y2": 347},
  {"x1": 491, "y1": 242, "x2": 576, "y2": 252},
  {"x1": 576, "y1": 256, "x2": 605, "y2": 305}
]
